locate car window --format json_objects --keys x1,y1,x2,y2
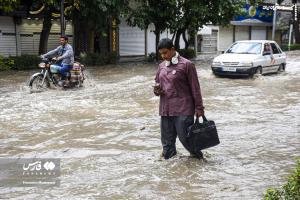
[
  {"x1": 275, "y1": 43, "x2": 282, "y2": 53},
  {"x1": 270, "y1": 43, "x2": 280, "y2": 54},
  {"x1": 226, "y1": 42, "x2": 262, "y2": 54}
]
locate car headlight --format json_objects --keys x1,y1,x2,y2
[
  {"x1": 212, "y1": 61, "x2": 222, "y2": 66},
  {"x1": 239, "y1": 61, "x2": 253, "y2": 67}
]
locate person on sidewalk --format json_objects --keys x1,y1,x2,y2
[{"x1": 154, "y1": 38, "x2": 205, "y2": 159}]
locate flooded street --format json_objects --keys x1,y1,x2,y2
[{"x1": 0, "y1": 52, "x2": 299, "y2": 200}]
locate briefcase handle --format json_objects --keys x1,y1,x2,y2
[{"x1": 195, "y1": 115, "x2": 208, "y2": 123}]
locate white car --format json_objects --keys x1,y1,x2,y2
[{"x1": 211, "y1": 40, "x2": 286, "y2": 77}]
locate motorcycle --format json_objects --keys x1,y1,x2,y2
[{"x1": 29, "y1": 58, "x2": 85, "y2": 90}]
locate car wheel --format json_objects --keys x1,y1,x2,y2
[
  {"x1": 251, "y1": 66, "x2": 262, "y2": 78},
  {"x1": 278, "y1": 64, "x2": 285, "y2": 72}
]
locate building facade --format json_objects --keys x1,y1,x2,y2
[{"x1": 0, "y1": 16, "x2": 73, "y2": 57}]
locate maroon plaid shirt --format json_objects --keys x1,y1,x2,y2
[{"x1": 155, "y1": 56, "x2": 204, "y2": 116}]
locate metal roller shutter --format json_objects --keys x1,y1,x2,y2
[{"x1": 119, "y1": 19, "x2": 145, "y2": 56}]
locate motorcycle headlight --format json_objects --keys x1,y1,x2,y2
[{"x1": 38, "y1": 63, "x2": 46, "y2": 68}]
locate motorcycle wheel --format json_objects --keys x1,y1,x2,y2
[{"x1": 29, "y1": 74, "x2": 50, "y2": 91}]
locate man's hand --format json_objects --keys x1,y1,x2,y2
[
  {"x1": 57, "y1": 56, "x2": 63, "y2": 61},
  {"x1": 195, "y1": 110, "x2": 204, "y2": 118},
  {"x1": 153, "y1": 84, "x2": 164, "y2": 96}
]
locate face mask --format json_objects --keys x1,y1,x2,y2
[{"x1": 165, "y1": 51, "x2": 179, "y2": 67}]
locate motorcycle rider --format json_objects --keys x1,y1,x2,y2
[{"x1": 41, "y1": 35, "x2": 74, "y2": 87}]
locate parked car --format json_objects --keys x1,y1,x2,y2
[{"x1": 211, "y1": 40, "x2": 286, "y2": 77}]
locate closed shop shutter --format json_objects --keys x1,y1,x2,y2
[
  {"x1": 0, "y1": 16, "x2": 17, "y2": 57},
  {"x1": 251, "y1": 27, "x2": 266, "y2": 40},
  {"x1": 119, "y1": 19, "x2": 145, "y2": 56}
]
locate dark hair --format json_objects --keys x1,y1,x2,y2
[
  {"x1": 60, "y1": 35, "x2": 68, "y2": 41},
  {"x1": 157, "y1": 38, "x2": 174, "y2": 50}
]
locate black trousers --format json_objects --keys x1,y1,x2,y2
[{"x1": 160, "y1": 115, "x2": 194, "y2": 159}]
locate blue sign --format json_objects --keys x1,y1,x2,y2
[{"x1": 234, "y1": 5, "x2": 273, "y2": 23}]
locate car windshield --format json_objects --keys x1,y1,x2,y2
[{"x1": 226, "y1": 42, "x2": 262, "y2": 54}]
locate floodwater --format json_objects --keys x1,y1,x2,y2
[{"x1": 0, "y1": 52, "x2": 299, "y2": 200}]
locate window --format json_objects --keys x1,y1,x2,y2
[
  {"x1": 270, "y1": 43, "x2": 280, "y2": 54},
  {"x1": 226, "y1": 42, "x2": 262, "y2": 54}
]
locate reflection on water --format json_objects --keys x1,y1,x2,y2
[{"x1": 0, "y1": 53, "x2": 299, "y2": 199}]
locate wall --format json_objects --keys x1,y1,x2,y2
[
  {"x1": 235, "y1": 26, "x2": 249, "y2": 41},
  {"x1": 0, "y1": 16, "x2": 17, "y2": 57},
  {"x1": 218, "y1": 26, "x2": 234, "y2": 51}
]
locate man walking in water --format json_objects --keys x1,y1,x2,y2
[{"x1": 154, "y1": 38, "x2": 205, "y2": 159}]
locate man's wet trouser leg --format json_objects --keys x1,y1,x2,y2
[
  {"x1": 174, "y1": 115, "x2": 194, "y2": 154},
  {"x1": 161, "y1": 115, "x2": 194, "y2": 159},
  {"x1": 161, "y1": 116, "x2": 177, "y2": 159}
]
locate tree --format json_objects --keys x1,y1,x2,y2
[
  {"x1": 0, "y1": 0, "x2": 19, "y2": 12},
  {"x1": 24, "y1": 0, "x2": 61, "y2": 54},
  {"x1": 127, "y1": 0, "x2": 177, "y2": 60},
  {"x1": 68, "y1": 0, "x2": 129, "y2": 54},
  {"x1": 170, "y1": 0, "x2": 246, "y2": 50}
]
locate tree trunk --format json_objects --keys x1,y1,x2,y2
[
  {"x1": 175, "y1": 28, "x2": 184, "y2": 50},
  {"x1": 87, "y1": 30, "x2": 94, "y2": 53},
  {"x1": 293, "y1": 16, "x2": 300, "y2": 44},
  {"x1": 171, "y1": 31, "x2": 176, "y2": 43},
  {"x1": 154, "y1": 27, "x2": 160, "y2": 61},
  {"x1": 182, "y1": 30, "x2": 189, "y2": 49},
  {"x1": 39, "y1": 9, "x2": 52, "y2": 55},
  {"x1": 73, "y1": 19, "x2": 88, "y2": 55}
]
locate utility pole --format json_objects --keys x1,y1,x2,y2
[{"x1": 60, "y1": 0, "x2": 65, "y2": 36}]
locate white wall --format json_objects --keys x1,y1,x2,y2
[{"x1": 218, "y1": 26, "x2": 234, "y2": 51}]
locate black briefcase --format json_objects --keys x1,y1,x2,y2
[{"x1": 187, "y1": 115, "x2": 220, "y2": 152}]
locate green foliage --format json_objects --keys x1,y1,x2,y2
[
  {"x1": 127, "y1": 0, "x2": 177, "y2": 59},
  {"x1": 0, "y1": 55, "x2": 14, "y2": 71},
  {"x1": 178, "y1": 48, "x2": 196, "y2": 59},
  {"x1": 281, "y1": 44, "x2": 300, "y2": 51},
  {"x1": 79, "y1": 52, "x2": 117, "y2": 66},
  {"x1": 9, "y1": 55, "x2": 40, "y2": 70},
  {"x1": 171, "y1": 0, "x2": 246, "y2": 49},
  {"x1": 0, "y1": 0, "x2": 19, "y2": 12},
  {"x1": 127, "y1": 0, "x2": 177, "y2": 31},
  {"x1": 264, "y1": 159, "x2": 300, "y2": 200},
  {"x1": 72, "y1": 0, "x2": 129, "y2": 31},
  {"x1": 0, "y1": 55, "x2": 39, "y2": 71}
]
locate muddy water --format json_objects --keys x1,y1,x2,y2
[{"x1": 0, "y1": 52, "x2": 299, "y2": 199}]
